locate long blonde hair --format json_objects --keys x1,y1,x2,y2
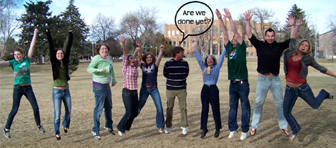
[{"x1": 295, "y1": 39, "x2": 312, "y2": 55}]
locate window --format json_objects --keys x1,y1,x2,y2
[
  {"x1": 172, "y1": 30, "x2": 175, "y2": 36},
  {"x1": 213, "y1": 27, "x2": 218, "y2": 36},
  {"x1": 176, "y1": 30, "x2": 179, "y2": 36},
  {"x1": 168, "y1": 30, "x2": 171, "y2": 37},
  {"x1": 183, "y1": 41, "x2": 186, "y2": 47},
  {"x1": 246, "y1": 52, "x2": 249, "y2": 57},
  {"x1": 250, "y1": 52, "x2": 253, "y2": 57},
  {"x1": 173, "y1": 41, "x2": 176, "y2": 47}
]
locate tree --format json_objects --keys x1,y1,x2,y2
[
  {"x1": 0, "y1": 0, "x2": 20, "y2": 57},
  {"x1": 91, "y1": 13, "x2": 117, "y2": 42},
  {"x1": 60, "y1": 0, "x2": 90, "y2": 57},
  {"x1": 120, "y1": 7, "x2": 160, "y2": 51},
  {"x1": 282, "y1": 4, "x2": 316, "y2": 54},
  {"x1": 60, "y1": 0, "x2": 90, "y2": 74},
  {"x1": 328, "y1": 10, "x2": 336, "y2": 56},
  {"x1": 250, "y1": 7, "x2": 274, "y2": 40},
  {"x1": 18, "y1": 0, "x2": 53, "y2": 63},
  {"x1": 148, "y1": 32, "x2": 172, "y2": 57}
]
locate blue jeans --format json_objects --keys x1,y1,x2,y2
[
  {"x1": 228, "y1": 81, "x2": 251, "y2": 133},
  {"x1": 52, "y1": 87, "x2": 72, "y2": 135},
  {"x1": 200, "y1": 85, "x2": 222, "y2": 131},
  {"x1": 251, "y1": 75, "x2": 288, "y2": 130},
  {"x1": 92, "y1": 84, "x2": 113, "y2": 133},
  {"x1": 5, "y1": 85, "x2": 41, "y2": 129},
  {"x1": 283, "y1": 83, "x2": 330, "y2": 135},
  {"x1": 117, "y1": 88, "x2": 139, "y2": 133},
  {"x1": 138, "y1": 87, "x2": 165, "y2": 129}
]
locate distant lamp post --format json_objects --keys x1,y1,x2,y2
[
  {"x1": 156, "y1": 46, "x2": 158, "y2": 57},
  {"x1": 92, "y1": 42, "x2": 94, "y2": 56}
]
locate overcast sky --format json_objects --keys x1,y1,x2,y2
[{"x1": 15, "y1": 0, "x2": 335, "y2": 35}]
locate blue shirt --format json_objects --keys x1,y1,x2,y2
[
  {"x1": 140, "y1": 62, "x2": 158, "y2": 86},
  {"x1": 194, "y1": 49, "x2": 226, "y2": 85}
]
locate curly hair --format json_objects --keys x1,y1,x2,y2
[{"x1": 204, "y1": 55, "x2": 217, "y2": 67}]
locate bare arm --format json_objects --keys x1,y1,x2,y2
[
  {"x1": 136, "y1": 41, "x2": 142, "y2": 62},
  {"x1": 244, "y1": 10, "x2": 253, "y2": 39},
  {"x1": 288, "y1": 16, "x2": 302, "y2": 39},
  {"x1": 216, "y1": 9, "x2": 229, "y2": 45},
  {"x1": 0, "y1": 61, "x2": 10, "y2": 66},
  {"x1": 325, "y1": 70, "x2": 336, "y2": 78},
  {"x1": 225, "y1": 8, "x2": 243, "y2": 44},
  {"x1": 155, "y1": 44, "x2": 164, "y2": 67},
  {"x1": 27, "y1": 28, "x2": 38, "y2": 59},
  {"x1": 133, "y1": 47, "x2": 139, "y2": 58},
  {"x1": 120, "y1": 35, "x2": 126, "y2": 55}
]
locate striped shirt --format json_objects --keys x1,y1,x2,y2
[
  {"x1": 122, "y1": 54, "x2": 139, "y2": 90},
  {"x1": 163, "y1": 58, "x2": 189, "y2": 90}
]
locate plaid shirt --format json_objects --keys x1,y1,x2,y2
[{"x1": 122, "y1": 54, "x2": 139, "y2": 90}]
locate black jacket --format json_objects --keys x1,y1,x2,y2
[{"x1": 46, "y1": 29, "x2": 73, "y2": 81}]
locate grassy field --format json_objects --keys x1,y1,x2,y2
[{"x1": 0, "y1": 57, "x2": 335, "y2": 148}]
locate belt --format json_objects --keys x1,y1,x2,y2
[
  {"x1": 231, "y1": 79, "x2": 247, "y2": 84},
  {"x1": 142, "y1": 85, "x2": 157, "y2": 88},
  {"x1": 204, "y1": 84, "x2": 216, "y2": 87}
]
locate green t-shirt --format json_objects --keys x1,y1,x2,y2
[
  {"x1": 9, "y1": 56, "x2": 31, "y2": 85},
  {"x1": 225, "y1": 41, "x2": 248, "y2": 80},
  {"x1": 52, "y1": 66, "x2": 69, "y2": 87}
]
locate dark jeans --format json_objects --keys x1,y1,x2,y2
[
  {"x1": 92, "y1": 84, "x2": 113, "y2": 133},
  {"x1": 228, "y1": 81, "x2": 251, "y2": 133},
  {"x1": 5, "y1": 85, "x2": 41, "y2": 129},
  {"x1": 283, "y1": 83, "x2": 330, "y2": 135},
  {"x1": 200, "y1": 85, "x2": 222, "y2": 131},
  {"x1": 117, "y1": 88, "x2": 139, "y2": 133}
]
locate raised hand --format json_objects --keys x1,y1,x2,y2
[
  {"x1": 224, "y1": 8, "x2": 231, "y2": 19},
  {"x1": 120, "y1": 35, "x2": 126, "y2": 43},
  {"x1": 34, "y1": 28, "x2": 38, "y2": 34},
  {"x1": 135, "y1": 47, "x2": 140, "y2": 52},
  {"x1": 215, "y1": 9, "x2": 222, "y2": 19},
  {"x1": 296, "y1": 19, "x2": 302, "y2": 27},
  {"x1": 286, "y1": 15, "x2": 295, "y2": 26},
  {"x1": 160, "y1": 45, "x2": 164, "y2": 51},
  {"x1": 244, "y1": 10, "x2": 253, "y2": 21},
  {"x1": 136, "y1": 41, "x2": 141, "y2": 47}
]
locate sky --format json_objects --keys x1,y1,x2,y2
[{"x1": 15, "y1": 0, "x2": 336, "y2": 36}]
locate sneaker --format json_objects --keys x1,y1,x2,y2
[
  {"x1": 37, "y1": 125, "x2": 45, "y2": 133},
  {"x1": 181, "y1": 127, "x2": 188, "y2": 135},
  {"x1": 165, "y1": 128, "x2": 171, "y2": 134},
  {"x1": 3, "y1": 128, "x2": 10, "y2": 138},
  {"x1": 228, "y1": 131, "x2": 235, "y2": 139},
  {"x1": 104, "y1": 126, "x2": 115, "y2": 135},
  {"x1": 118, "y1": 131, "x2": 123, "y2": 137},
  {"x1": 159, "y1": 128, "x2": 164, "y2": 134},
  {"x1": 240, "y1": 132, "x2": 247, "y2": 141},
  {"x1": 91, "y1": 131, "x2": 101, "y2": 140}
]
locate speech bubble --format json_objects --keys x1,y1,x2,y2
[{"x1": 174, "y1": 1, "x2": 214, "y2": 45}]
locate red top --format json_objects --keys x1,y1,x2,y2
[
  {"x1": 285, "y1": 55, "x2": 307, "y2": 84},
  {"x1": 122, "y1": 54, "x2": 139, "y2": 90}
]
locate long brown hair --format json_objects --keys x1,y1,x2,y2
[
  {"x1": 295, "y1": 39, "x2": 312, "y2": 55},
  {"x1": 142, "y1": 52, "x2": 156, "y2": 66}
]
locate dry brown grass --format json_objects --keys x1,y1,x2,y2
[{"x1": 0, "y1": 57, "x2": 335, "y2": 148}]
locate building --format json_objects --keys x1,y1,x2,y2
[
  {"x1": 164, "y1": 18, "x2": 265, "y2": 58},
  {"x1": 319, "y1": 30, "x2": 336, "y2": 58}
]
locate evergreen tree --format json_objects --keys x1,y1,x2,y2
[
  {"x1": 18, "y1": 0, "x2": 53, "y2": 63},
  {"x1": 61, "y1": 0, "x2": 89, "y2": 56},
  {"x1": 282, "y1": 4, "x2": 316, "y2": 54},
  {"x1": 60, "y1": 0, "x2": 90, "y2": 74}
]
